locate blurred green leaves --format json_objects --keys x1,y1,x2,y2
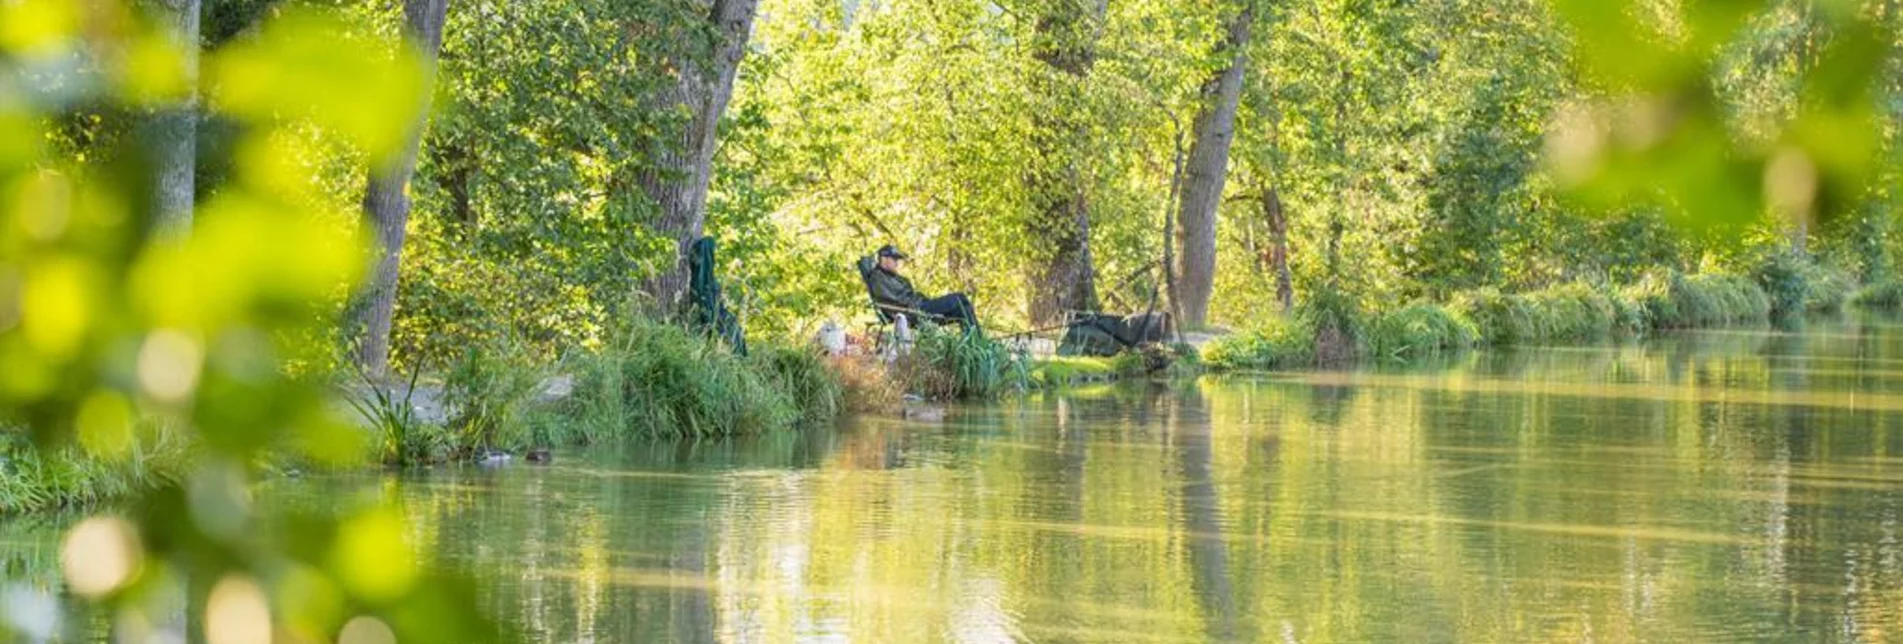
[
  {"x1": 209, "y1": 10, "x2": 426, "y2": 166},
  {"x1": 1546, "y1": 0, "x2": 1894, "y2": 232},
  {"x1": 1, "y1": 1, "x2": 496, "y2": 641}
]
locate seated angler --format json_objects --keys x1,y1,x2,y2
[{"x1": 862, "y1": 245, "x2": 980, "y2": 330}]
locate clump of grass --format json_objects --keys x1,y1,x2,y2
[
  {"x1": 1032, "y1": 356, "x2": 1121, "y2": 387},
  {"x1": 444, "y1": 339, "x2": 546, "y2": 455},
  {"x1": 0, "y1": 429, "x2": 191, "y2": 515},
  {"x1": 1625, "y1": 271, "x2": 1770, "y2": 329},
  {"x1": 1202, "y1": 314, "x2": 1316, "y2": 371},
  {"x1": 1449, "y1": 283, "x2": 1628, "y2": 346},
  {"x1": 1368, "y1": 303, "x2": 1479, "y2": 360},
  {"x1": 1851, "y1": 280, "x2": 1903, "y2": 310},
  {"x1": 556, "y1": 321, "x2": 798, "y2": 441},
  {"x1": 749, "y1": 344, "x2": 845, "y2": 424},
  {"x1": 345, "y1": 367, "x2": 452, "y2": 466},
  {"x1": 832, "y1": 357, "x2": 902, "y2": 413},
  {"x1": 1303, "y1": 285, "x2": 1365, "y2": 364},
  {"x1": 896, "y1": 325, "x2": 1030, "y2": 399}
]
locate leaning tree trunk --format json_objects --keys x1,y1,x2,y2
[
  {"x1": 1024, "y1": 0, "x2": 1109, "y2": 327},
  {"x1": 1175, "y1": 0, "x2": 1255, "y2": 329},
  {"x1": 638, "y1": 0, "x2": 763, "y2": 316},
  {"x1": 346, "y1": 0, "x2": 450, "y2": 376},
  {"x1": 152, "y1": 0, "x2": 200, "y2": 237}
]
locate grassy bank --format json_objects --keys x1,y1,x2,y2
[
  {"x1": 372, "y1": 320, "x2": 850, "y2": 464},
  {"x1": 1204, "y1": 266, "x2": 1858, "y2": 371},
  {"x1": 1853, "y1": 281, "x2": 1903, "y2": 310},
  {"x1": 0, "y1": 431, "x2": 192, "y2": 515}
]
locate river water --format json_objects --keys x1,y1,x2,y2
[{"x1": 12, "y1": 320, "x2": 1903, "y2": 642}]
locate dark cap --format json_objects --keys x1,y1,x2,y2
[{"x1": 877, "y1": 244, "x2": 908, "y2": 260}]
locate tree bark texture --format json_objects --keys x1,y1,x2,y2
[
  {"x1": 638, "y1": 0, "x2": 763, "y2": 316},
  {"x1": 1025, "y1": 0, "x2": 1109, "y2": 327},
  {"x1": 1174, "y1": 1, "x2": 1254, "y2": 329},
  {"x1": 152, "y1": 0, "x2": 200, "y2": 238},
  {"x1": 347, "y1": 0, "x2": 450, "y2": 376},
  {"x1": 1263, "y1": 184, "x2": 1294, "y2": 311}
]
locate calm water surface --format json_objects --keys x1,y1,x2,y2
[{"x1": 15, "y1": 320, "x2": 1903, "y2": 642}]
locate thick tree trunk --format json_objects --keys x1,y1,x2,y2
[
  {"x1": 152, "y1": 0, "x2": 200, "y2": 237},
  {"x1": 1024, "y1": 0, "x2": 1109, "y2": 327},
  {"x1": 638, "y1": 0, "x2": 762, "y2": 316},
  {"x1": 1175, "y1": 1, "x2": 1254, "y2": 329},
  {"x1": 346, "y1": 0, "x2": 450, "y2": 376}
]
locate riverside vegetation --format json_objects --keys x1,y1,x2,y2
[{"x1": 5, "y1": 0, "x2": 1903, "y2": 640}]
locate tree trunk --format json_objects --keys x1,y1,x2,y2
[
  {"x1": 1262, "y1": 184, "x2": 1293, "y2": 311},
  {"x1": 346, "y1": 0, "x2": 450, "y2": 376},
  {"x1": 1024, "y1": 0, "x2": 1109, "y2": 327},
  {"x1": 637, "y1": 0, "x2": 763, "y2": 316},
  {"x1": 152, "y1": 0, "x2": 200, "y2": 237},
  {"x1": 1174, "y1": 0, "x2": 1254, "y2": 329}
]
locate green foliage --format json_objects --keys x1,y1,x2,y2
[
  {"x1": 1368, "y1": 304, "x2": 1480, "y2": 360},
  {"x1": 1, "y1": 3, "x2": 500, "y2": 640},
  {"x1": 1202, "y1": 315, "x2": 1317, "y2": 371},
  {"x1": 749, "y1": 344, "x2": 846, "y2": 425},
  {"x1": 0, "y1": 431, "x2": 190, "y2": 515},
  {"x1": 898, "y1": 326, "x2": 1031, "y2": 400},
  {"x1": 1852, "y1": 281, "x2": 1903, "y2": 310},
  {"x1": 345, "y1": 368, "x2": 445, "y2": 466},
  {"x1": 1628, "y1": 272, "x2": 1772, "y2": 329},
  {"x1": 1448, "y1": 285, "x2": 1626, "y2": 346},
  {"x1": 1748, "y1": 247, "x2": 1811, "y2": 324},
  {"x1": 443, "y1": 339, "x2": 546, "y2": 454},
  {"x1": 1032, "y1": 356, "x2": 1121, "y2": 387},
  {"x1": 1799, "y1": 261, "x2": 1855, "y2": 314},
  {"x1": 556, "y1": 321, "x2": 799, "y2": 442}
]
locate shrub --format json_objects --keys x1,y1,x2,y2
[
  {"x1": 1800, "y1": 262, "x2": 1854, "y2": 314},
  {"x1": 1852, "y1": 281, "x2": 1903, "y2": 310},
  {"x1": 1368, "y1": 303, "x2": 1480, "y2": 360},
  {"x1": 1750, "y1": 248, "x2": 1809, "y2": 324}
]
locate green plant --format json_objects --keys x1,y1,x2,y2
[
  {"x1": 1369, "y1": 304, "x2": 1481, "y2": 360},
  {"x1": 1750, "y1": 248, "x2": 1810, "y2": 325},
  {"x1": 558, "y1": 321, "x2": 798, "y2": 441},
  {"x1": 1202, "y1": 315, "x2": 1317, "y2": 371},
  {"x1": 1852, "y1": 281, "x2": 1903, "y2": 310},
  {"x1": 1799, "y1": 262, "x2": 1854, "y2": 314},
  {"x1": 0, "y1": 430, "x2": 192, "y2": 515},
  {"x1": 443, "y1": 339, "x2": 545, "y2": 455},
  {"x1": 750, "y1": 344, "x2": 845, "y2": 424},
  {"x1": 345, "y1": 368, "x2": 447, "y2": 466},
  {"x1": 899, "y1": 326, "x2": 1030, "y2": 399}
]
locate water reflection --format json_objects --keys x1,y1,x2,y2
[{"x1": 13, "y1": 317, "x2": 1903, "y2": 641}]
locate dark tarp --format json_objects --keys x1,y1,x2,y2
[
  {"x1": 689, "y1": 236, "x2": 747, "y2": 356},
  {"x1": 1057, "y1": 312, "x2": 1171, "y2": 357}
]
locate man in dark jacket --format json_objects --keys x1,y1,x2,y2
[{"x1": 861, "y1": 245, "x2": 979, "y2": 329}]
